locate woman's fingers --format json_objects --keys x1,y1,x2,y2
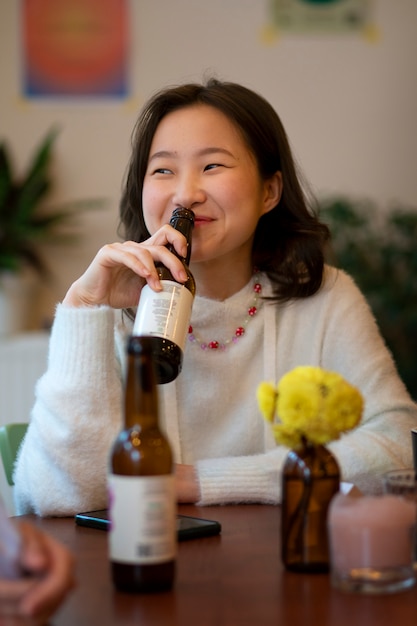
[
  {"x1": 65, "y1": 239, "x2": 188, "y2": 308},
  {"x1": 62, "y1": 224, "x2": 189, "y2": 309},
  {"x1": 144, "y1": 224, "x2": 188, "y2": 257},
  {"x1": 129, "y1": 242, "x2": 188, "y2": 283}
]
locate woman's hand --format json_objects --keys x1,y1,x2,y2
[
  {"x1": 175, "y1": 464, "x2": 200, "y2": 503},
  {"x1": 0, "y1": 521, "x2": 75, "y2": 624},
  {"x1": 63, "y1": 225, "x2": 189, "y2": 309}
]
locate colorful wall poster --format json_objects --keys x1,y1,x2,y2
[{"x1": 22, "y1": 0, "x2": 129, "y2": 98}]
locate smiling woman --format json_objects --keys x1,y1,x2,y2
[{"x1": 12, "y1": 78, "x2": 417, "y2": 517}]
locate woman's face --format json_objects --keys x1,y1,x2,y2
[{"x1": 142, "y1": 104, "x2": 281, "y2": 266}]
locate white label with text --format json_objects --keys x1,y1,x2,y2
[
  {"x1": 133, "y1": 280, "x2": 193, "y2": 349},
  {"x1": 108, "y1": 474, "x2": 177, "y2": 565}
]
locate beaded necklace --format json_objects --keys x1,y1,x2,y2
[{"x1": 187, "y1": 273, "x2": 263, "y2": 351}]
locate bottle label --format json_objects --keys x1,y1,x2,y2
[
  {"x1": 108, "y1": 474, "x2": 177, "y2": 565},
  {"x1": 133, "y1": 280, "x2": 193, "y2": 349}
]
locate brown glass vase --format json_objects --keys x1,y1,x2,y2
[{"x1": 281, "y1": 441, "x2": 340, "y2": 573}]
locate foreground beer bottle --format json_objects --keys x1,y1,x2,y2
[
  {"x1": 108, "y1": 336, "x2": 176, "y2": 592},
  {"x1": 133, "y1": 207, "x2": 196, "y2": 384}
]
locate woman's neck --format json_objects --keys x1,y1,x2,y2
[{"x1": 191, "y1": 261, "x2": 254, "y2": 301}]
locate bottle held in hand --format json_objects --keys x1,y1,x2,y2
[
  {"x1": 133, "y1": 207, "x2": 196, "y2": 384},
  {"x1": 108, "y1": 336, "x2": 176, "y2": 593}
]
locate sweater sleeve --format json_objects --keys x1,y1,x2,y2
[
  {"x1": 13, "y1": 304, "x2": 124, "y2": 516},
  {"x1": 197, "y1": 447, "x2": 288, "y2": 506}
]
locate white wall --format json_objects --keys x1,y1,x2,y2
[{"x1": 1, "y1": 0, "x2": 416, "y2": 326}]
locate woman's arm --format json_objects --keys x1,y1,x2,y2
[
  {"x1": 13, "y1": 305, "x2": 125, "y2": 516},
  {"x1": 14, "y1": 227, "x2": 190, "y2": 516}
]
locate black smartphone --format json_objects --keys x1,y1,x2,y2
[{"x1": 75, "y1": 509, "x2": 221, "y2": 541}]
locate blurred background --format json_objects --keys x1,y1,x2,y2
[{"x1": 1, "y1": 0, "x2": 416, "y2": 325}]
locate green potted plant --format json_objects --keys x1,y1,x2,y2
[
  {"x1": 0, "y1": 128, "x2": 105, "y2": 334},
  {"x1": 320, "y1": 196, "x2": 417, "y2": 400}
]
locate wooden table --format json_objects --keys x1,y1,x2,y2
[{"x1": 24, "y1": 504, "x2": 417, "y2": 626}]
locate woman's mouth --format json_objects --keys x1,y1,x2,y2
[{"x1": 193, "y1": 215, "x2": 213, "y2": 227}]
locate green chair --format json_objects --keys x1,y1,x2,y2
[{"x1": 0, "y1": 423, "x2": 28, "y2": 486}]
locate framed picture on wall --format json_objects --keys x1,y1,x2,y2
[
  {"x1": 270, "y1": 0, "x2": 371, "y2": 34},
  {"x1": 21, "y1": 0, "x2": 130, "y2": 99}
]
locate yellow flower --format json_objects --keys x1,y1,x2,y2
[
  {"x1": 276, "y1": 377, "x2": 322, "y2": 427},
  {"x1": 256, "y1": 382, "x2": 277, "y2": 423},
  {"x1": 272, "y1": 424, "x2": 303, "y2": 449},
  {"x1": 257, "y1": 366, "x2": 363, "y2": 448}
]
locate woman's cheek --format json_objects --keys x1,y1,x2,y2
[{"x1": 142, "y1": 192, "x2": 164, "y2": 234}]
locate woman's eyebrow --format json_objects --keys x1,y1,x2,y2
[
  {"x1": 198, "y1": 147, "x2": 234, "y2": 158},
  {"x1": 148, "y1": 146, "x2": 234, "y2": 162},
  {"x1": 148, "y1": 150, "x2": 177, "y2": 162}
]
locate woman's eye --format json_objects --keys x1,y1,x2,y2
[
  {"x1": 204, "y1": 163, "x2": 222, "y2": 171},
  {"x1": 153, "y1": 167, "x2": 172, "y2": 175}
]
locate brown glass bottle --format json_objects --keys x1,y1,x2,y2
[
  {"x1": 281, "y1": 442, "x2": 340, "y2": 573},
  {"x1": 108, "y1": 336, "x2": 176, "y2": 592},
  {"x1": 133, "y1": 207, "x2": 196, "y2": 384}
]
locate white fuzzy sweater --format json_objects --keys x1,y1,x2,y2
[{"x1": 14, "y1": 267, "x2": 417, "y2": 516}]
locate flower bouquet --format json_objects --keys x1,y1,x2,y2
[
  {"x1": 257, "y1": 366, "x2": 363, "y2": 572},
  {"x1": 257, "y1": 365, "x2": 363, "y2": 448}
]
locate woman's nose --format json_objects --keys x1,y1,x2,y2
[{"x1": 172, "y1": 173, "x2": 206, "y2": 209}]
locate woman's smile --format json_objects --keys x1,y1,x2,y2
[{"x1": 193, "y1": 214, "x2": 215, "y2": 227}]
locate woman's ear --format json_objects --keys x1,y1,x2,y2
[{"x1": 262, "y1": 171, "x2": 283, "y2": 215}]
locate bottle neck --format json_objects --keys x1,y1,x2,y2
[
  {"x1": 124, "y1": 337, "x2": 159, "y2": 429},
  {"x1": 168, "y1": 208, "x2": 194, "y2": 265}
]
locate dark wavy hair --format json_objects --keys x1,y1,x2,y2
[{"x1": 119, "y1": 78, "x2": 330, "y2": 300}]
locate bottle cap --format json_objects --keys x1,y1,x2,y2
[{"x1": 171, "y1": 207, "x2": 195, "y2": 224}]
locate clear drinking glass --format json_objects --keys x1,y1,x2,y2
[
  {"x1": 328, "y1": 491, "x2": 416, "y2": 594},
  {"x1": 384, "y1": 469, "x2": 417, "y2": 498},
  {"x1": 384, "y1": 468, "x2": 417, "y2": 568},
  {"x1": 412, "y1": 430, "x2": 417, "y2": 472}
]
